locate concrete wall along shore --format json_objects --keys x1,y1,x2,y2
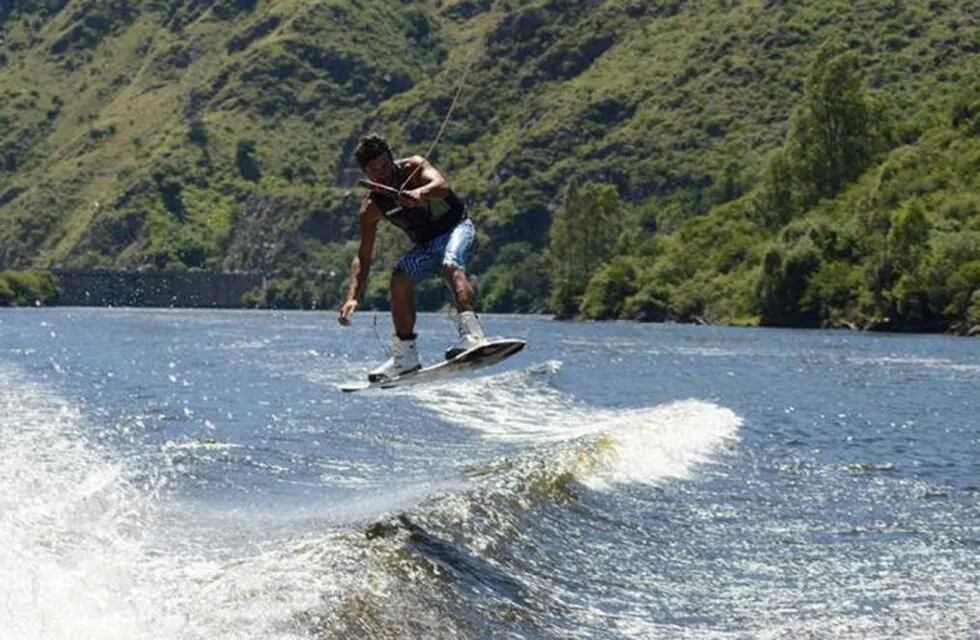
[{"x1": 54, "y1": 270, "x2": 265, "y2": 308}]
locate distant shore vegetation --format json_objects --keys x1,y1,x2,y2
[
  {"x1": 0, "y1": 270, "x2": 59, "y2": 306},
  {"x1": 0, "y1": 2, "x2": 977, "y2": 333}
]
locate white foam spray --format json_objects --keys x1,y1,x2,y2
[
  {"x1": 0, "y1": 366, "x2": 150, "y2": 640},
  {"x1": 406, "y1": 362, "x2": 742, "y2": 489},
  {"x1": 0, "y1": 365, "x2": 359, "y2": 640}
]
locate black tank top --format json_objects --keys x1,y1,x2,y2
[{"x1": 369, "y1": 162, "x2": 466, "y2": 245}]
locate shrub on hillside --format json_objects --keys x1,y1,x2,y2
[{"x1": 0, "y1": 270, "x2": 59, "y2": 306}]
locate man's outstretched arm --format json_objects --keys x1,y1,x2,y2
[{"x1": 339, "y1": 199, "x2": 381, "y2": 326}]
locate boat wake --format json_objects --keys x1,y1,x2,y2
[
  {"x1": 404, "y1": 360, "x2": 742, "y2": 489},
  {"x1": 0, "y1": 358, "x2": 743, "y2": 640}
]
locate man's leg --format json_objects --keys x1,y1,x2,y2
[
  {"x1": 442, "y1": 265, "x2": 476, "y2": 312},
  {"x1": 390, "y1": 269, "x2": 416, "y2": 338},
  {"x1": 440, "y1": 218, "x2": 478, "y2": 311},
  {"x1": 439, "y1": 219, "x2": 485, "y2": 358},
  {"x1": 443, "y1": 266, "x2": 486, "y2": 359},
  {"x1": 368, "y1": 268, "x2": 420, "y2": 382}
]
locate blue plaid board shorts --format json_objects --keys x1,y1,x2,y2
[{"x1": 395, "y1": 218, "x2": 476, "y2": 282}]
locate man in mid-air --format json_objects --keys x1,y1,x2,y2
[{"x1": 338, "y1": 133, "x2": 487, "y2": 381}]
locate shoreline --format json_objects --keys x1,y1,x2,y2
[{"x1": 2, "y1": 303, "x2": 976, "y2": 337}]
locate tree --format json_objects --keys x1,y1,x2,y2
[
  {"x1": 755, "y1": 236, "x2": 821, "y2": 327},
  {"x1": 480, "y1": 242, "x2": 550, "y2": 313},
  {"x1": 580, "y1": 256, "x2": 639, "y2": 319},
  {"x1": 765, "y1": 40, "x2": 886, "y2": 222},
  {"x1": 236, "y1": 139, "x2": 262, "y2": 182},
  {"x1": 547, "y1": 182, "x2": 624, "y2": 318}
]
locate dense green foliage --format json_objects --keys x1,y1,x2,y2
[
  {"x1": 0, "y1": 1, "x2": 978, "y2": 332},
  {"x1": 572, "y1": 45, "x2": 980, "y2": 334},
  {"x1": 0, "y1": 270, "x2": 59, "y2": 306},
  {"x1": 547, "y1": 181, "x2": 624, "y2": 319}
]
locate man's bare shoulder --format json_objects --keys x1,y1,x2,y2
[
  {"x1": 359, "y1": 196, "x2": 382, "y2": 222},
  {"x1": 397, "y1": 155, "x2": 430, "y2": 169}
]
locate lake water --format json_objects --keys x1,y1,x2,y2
[{"x1": 1, "y1": 308, "x2": 978, "y2": 639}]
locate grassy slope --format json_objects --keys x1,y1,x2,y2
[
  {"x1": 0, "y1": 0, "x2": 978, "y2": 319},
  {"x1": 0, "y1": 0, "x2": 446, "y2": 268}
]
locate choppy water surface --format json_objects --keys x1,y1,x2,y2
[{"x1": 1, "y1": 308, "x2": 977, "y2": 639}]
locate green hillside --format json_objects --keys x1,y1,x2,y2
[{"x1": 1, "y1": 0, "x2": 978, "y2": 331}]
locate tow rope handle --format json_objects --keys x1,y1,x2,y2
[
  {"x1": 359, "y1": 178, "x2": 409, "y2": 220},
  {"x1": 358, "y1": 178, "x2": 402, "y2": 197}
]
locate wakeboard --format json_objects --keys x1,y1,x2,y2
[{"x1": 339, "y1": 338, "x2": 526, "y2": 393}]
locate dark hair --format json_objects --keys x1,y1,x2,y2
[{"x1": 354, "y1": 133, "x2": 392, "y2": 168}]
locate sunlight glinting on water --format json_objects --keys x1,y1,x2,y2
[{"x1": 3, "y1": 309, "x2": 978, "y2": 639}]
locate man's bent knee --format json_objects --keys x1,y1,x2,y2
[
  {"x1": 390, "y1": 270, "x2": 416, "y2": 305},
  {"x1": 441, "y1": 264, "x2": 464, "y2": 281},
  {"x1": 391, "y1": 269, "x2": 414, "y2": 289}
]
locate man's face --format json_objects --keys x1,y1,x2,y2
[{"x1": 364, "y1": 153, "x2": 394, "y2": 185}]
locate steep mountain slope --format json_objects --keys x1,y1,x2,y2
[{"x1": 1, "y1": 0, "x2": 978, "y2": 322}]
